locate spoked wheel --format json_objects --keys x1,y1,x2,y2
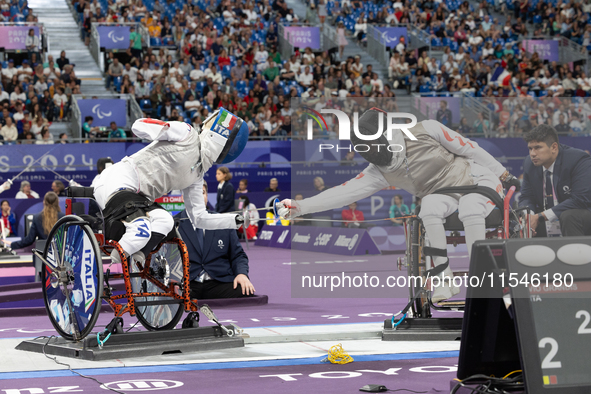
[
  {"x1": 131, "y1": 241, "x2": 184, "y2": 331},
  {"x1": 42, "y1": 215, "x2": 103, "y2": 341},
  {"x1": 408, "y1": 218, "x2": 427, "y2": 317}
]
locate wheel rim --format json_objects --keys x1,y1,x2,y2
[
  {"x1": 43, "y1": 217, "x2": 102, "y2": 340},
  {"x1": 132, "y1": 242, "x2": 183, "y2": 330}
]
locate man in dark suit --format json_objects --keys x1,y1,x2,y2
[
  {"x1": 519, "y1": 125, "x2": 591, "y2": 236},
  {"x1": 176, "y1": 183, "x2": 255, "y2": 299}
]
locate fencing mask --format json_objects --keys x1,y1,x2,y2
[
  {"x1": 349, "y1": 108, "x2": 394, "y2": 167},
  {"x1": 200, "y1": 108, "x2": 249, "y2": 169}
]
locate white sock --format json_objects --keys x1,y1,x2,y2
[
  {"x1": 422, "y1": 217, "x2": 448, "y2": 268},
  {"x1": 462, "y1": 216, "x2": 486, "y2": 258}
]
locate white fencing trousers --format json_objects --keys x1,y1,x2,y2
[
  {"x1": 418, "y1": 162, "x2": 502, "y2": 265},
  {"x1": 93, "y1": 160, "x2": 139, "y2": 210},
  {"x1": 93, "y1": 160, "x2": 175, "y2": 255}
]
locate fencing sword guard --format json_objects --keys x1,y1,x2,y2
[
  {"x1": 243, "y1": 209, "x2": 250, "y2": 230},
  {"x1": 272, "y1": 198, "x2": 280, "y2": 218}
]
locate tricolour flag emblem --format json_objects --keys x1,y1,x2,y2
[{"x1": 219, "y1": 111, "x2": 237, "y2": 130}]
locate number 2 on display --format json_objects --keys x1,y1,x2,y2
[
  {"x1": 538, "y1": 310, "x2": 590, "y2": 370},
  {"x1": 576, "y1": 310, "x2": 591, "y2": 334}
]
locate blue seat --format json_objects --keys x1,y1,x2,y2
[
  {"x1": 236, "y1": 80, "x2": 246, "y2": 90},
  {"x1": 222, "y1": 65, "x2": 231, "y2": 78},
  {"x1": 419, "y1": 84, "x2": 431, "y2": 93},
  {"x1": 196, "y1": 81, "x2": 206, "y2": 94},
  {"x1": 139, "y1": 99, "x2": 152, "y2": 110}
]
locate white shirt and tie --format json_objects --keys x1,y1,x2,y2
[{"x1": 542, "y1": 162, "x2": 558, "y2": 222}]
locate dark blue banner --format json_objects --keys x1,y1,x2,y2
[
  {"x1": 77, "y1": 99, "x2": 127, "y2": 128},
  {"x1": 97, "y1": 25, "x2": 130, "y2": 50}
]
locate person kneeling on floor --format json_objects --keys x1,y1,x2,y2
[{"x1": 175, "y1": 183, "x2": 256, "y2": 299}]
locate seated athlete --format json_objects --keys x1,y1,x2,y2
[
  {"x1": 277, "y1": 108, "x2": 519, "y2": 301},
  {"x1": 92, "y1": 108, "x2": 250, "y2": 264}
]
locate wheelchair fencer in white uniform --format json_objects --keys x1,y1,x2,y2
[
  {"x1": 92, "y1": 108, "x2": 250, "y2": 264},
  {"x1": 277, "y1": 109, "x2": 520, "y2": 302}
]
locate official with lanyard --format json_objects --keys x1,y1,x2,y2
[{"x1": 519, "y1": 125, "x2": 591, "y2": 237}]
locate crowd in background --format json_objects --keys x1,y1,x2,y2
[{"x1": 6, "y1": 0, "x2": 591, "y2": 141}]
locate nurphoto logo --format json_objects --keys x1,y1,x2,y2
[{"x1": 302, "y1": 107, "x2": 418, "y2": 153}]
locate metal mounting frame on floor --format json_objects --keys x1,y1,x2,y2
[
  {"x1": 382, "y1": 318, "x2": 463, "y2": 341},
  {"x1": 16, "y1": 325, "x2": 245, "y2": 361}
]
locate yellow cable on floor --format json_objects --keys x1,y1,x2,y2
[{"x1": 323, "y1": 343, "x2": 354, "y2": 364}]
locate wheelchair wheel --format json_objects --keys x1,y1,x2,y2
[
  {"x1": 408, "y1": 218, "x2": 425, "y2": 317},
  {"x1": 42, "y1": 215, "x2": 103, "y2": 341},
  {"x1": 131, "y1": 241, "x2": 184, "y2": 330}
]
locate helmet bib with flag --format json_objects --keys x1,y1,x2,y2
[{"x1": 208, "y1": 108, "x2": 249, "y2": 164}]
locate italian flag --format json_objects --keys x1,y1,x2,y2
[{"x1": 219, "y1": 111, "x2": 237, "y2": 129}]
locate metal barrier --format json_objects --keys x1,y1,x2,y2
[
  {"x1": 70, "y1": 97, "x2": 82, "y2": 139},
  {"x1": 367, "y1": 24, "x2": 431, "y2": 71},
  {"x1": 366, "y1": 25, "x2": 388, "y2": 69},
  {"x1": 407, "y1": 24, "x2": 431, "y2": 56},
  {"x1": 278, "y1": 24, "x2": 294, "y2": 60},
  {"x1": 70, "y1": 94, "x2": 143, "y2": 140},
  {"x1": 460, "y1": 92, "x2": 494, "y2": 137},
  {"x1": 138, "y1": 24, "x2": 151, "y2": 49},
  {"x1": 321, "y1": 23, "x2": 338, "y2": 53},
  {"x1": 89, "y1": 24, "x2": 101, "y2": 70},
  {"x1": 129, "y1": 94, "x2": 143, "y2": 121}
]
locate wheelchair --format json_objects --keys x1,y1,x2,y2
[
  {"x1": 34, "y1": 187, "x2": 205, "y2": 341},
  {"x1": 398, "y1": 185, "x2": 532, "y2": 319}
]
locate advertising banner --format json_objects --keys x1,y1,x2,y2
[
  {"x1": 522, "y1": 40, "x2": 559, "y2": 62},
  {"x1": 373, "y1": 27, "x2": 408, "y2": 47},
  {"x1": 284, "y1": 27, "x2": 321, "y2": 49},
  {"x1": 0, "y1": 26, "x2": 40, "y2": 50},
  {"x1": 97, "y1": 25, "x2": 131, "y2": 50},
  {"x1": 77, "y1": 99, "x2": 127, "y2": 128}
]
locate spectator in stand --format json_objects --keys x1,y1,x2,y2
[
  {"x1": 107, "y1": 121, "x2": 126, "y2": 142},
  {"x1": 0, "y1": 200, "x2": 16, "y2": 236},
  {"x1": 342, "y1": 201, "x2": 364, "y2": 228},
  {"x1": 313, "y1": 176, "x2": 326, "y2": 193},
  {"x1": 82, "y1": 116, "x2": 101, "y2": 140},
  {"x1": 15, "y1": 181, "x2": 40, "y2": 199},
  {"x1": 264, "y1": 178, "x2": 280, "y2": 192},
  {"x1": 51, "y1": 180, "x2": 66, "y2": 197},
  {"x1": 57, "y1": 51, "x2": 70, "y2": 70},
  {"x1": 106, "y1": 57, "x2": 123, "y2": 89},
  {"x1": 389, "y1": 194, "x2": 409, "y2": 226},
  {"x1": 236, "y1": 178, "x2": 248, "y2": 194},
  {"x1": 36, "y1": 127, "x2": 54, "y2": 145},
  {"x1": 129, "y1": 26, "x2": 143, "y2": 61},
  {"x1": 25, "y1": 28, "x2": 40, "y2": 62},
  {"x1": 436, "y1": 100, "x2": 452, "y2": 127},
  {"x1": 0, "y1": 117, "x2": 17, "y2": 142},
  {"x1": 237, "y1": 195, "x2": 259, "y2": 240}
]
